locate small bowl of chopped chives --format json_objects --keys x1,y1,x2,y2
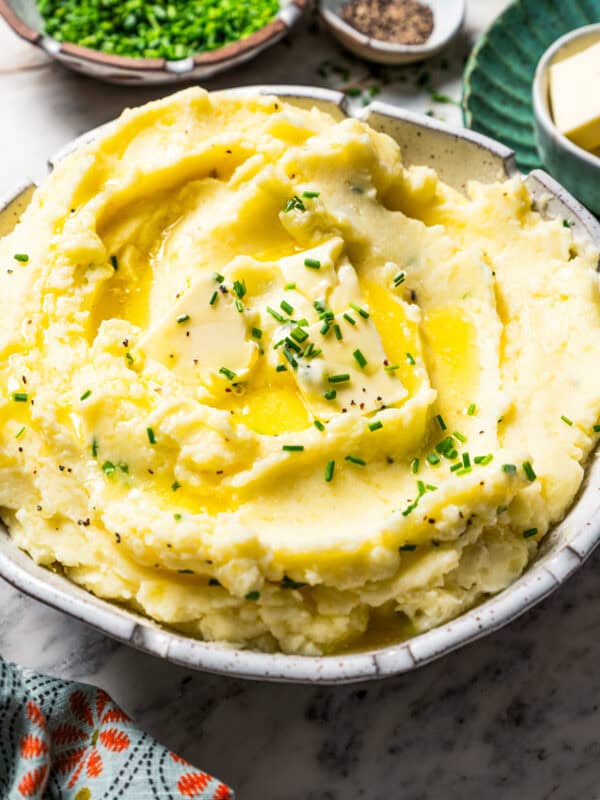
[
  {"x1": 0, "y1": 0, "x2": 307, "y2": 84},
  {"x1": 318, "y1": 0, "x2": 464, "y2": 65}
]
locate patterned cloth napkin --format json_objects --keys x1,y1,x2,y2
[{"x1": 0, "y1": 658, "x2": 233, "y2": 799}]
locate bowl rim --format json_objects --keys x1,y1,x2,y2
[
  {"x1": 1, "y1": 84, "x2": 600, "y2": 684},
  {"x1": 0, "y1": 0, "x2": 306, "y2": 73},
  {"x1": 532, "y1": 22, "x2": 600, "y2": 170},
  {"x1": 318, "y1": 0, "x2": 465, "y2": 55}
]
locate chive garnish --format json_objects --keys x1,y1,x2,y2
[
  {"x1": 302, "y1": 190, "x2": 320, "y2": 198},
  {"x1": 385, "y1": 364, "x2": 400, "y2": 372},
  {"x1": 267, "y1": 306, "x2": 285, "y2": 322},
  {"x1": 125, "y1": 352, "x2": 134, "y2": 366},
  {"x1": 276, "y1": 364, "x2": 287, "y2": 372},
  {"x1": 343, "y1": 313, "x2": 356, "y2": 326},
  {"x1": 399, "y1": 544, "x2": 417, "y2": 551},
  {"x1": 283, "y1": 349, "x2": 298, "y2": 369},
  {"x1": 92, "y1": 437, "x2": 98, "y2": 458},
  {"x1": 280, "y1": 300, "x2": 294, "y2": 315},
  {"x1": 171, "y1": 481, "x2": 181, "y2": 491},
  {"x1": 502, "y1": 464, "x2": 517, "y2": 474},
  {"x1": 110, "y1": 255, "x2": 118, "y2": 270},
  {"x1": 474, "y1": 454, "x2": 493, "y2": 465},
  {"x1": 594, "y1": 425, "x2": 600, "y2": 432},
  {"x1": 213, "y1": 272, "x2": 225, "y2": 283},
  {"x1": 456, "y1": 467, "x2": 472, "y2": 476},
  {"x1": 235, "y1": 299, "x2": 244, "y2": 313},
  {"x1": 304, "y1": 258, "x2": 321, "y2": 269},
  {"x1": 324, "y1": 389, "x2": 337, "y2": 400},
  {"x1": 314, "y1": 299, "x2": 326, "y2": 313},
  {"x1": 467, "y1": 403, "x2": 477, "y2": 416},
  {"x1": 353, "y1": 349, "x2": 367, "y2": 368},
  {"x1": 393, "y1": 272, "x2": 405, "y2": 286},
  {"x1": 146, "y1": 427, "x2": 156, "y2": 444},
  {"x1": 246, "y1": 591, "x2": 260, "y2": 601},
  {"x1": 462, "y1": 452, "x2": 471, "y2": 468},
  {"x1": 411, "y1": 458, "x2": 420, "y2": 474},
  {"x1": 174, "y1": 513, "x2": 182, "y2": 521},
  {"x1": 314, "y1": 420, "x2": 325, "y2": 431},
  {"x1": 368, "y1": 420, "x2": 383, "y2": 432},
  {"x1": 285, "y1": 338, "x2": 302, "y2": 354},
  {"x1": 333, "y1": 324, "x2": 343, "y2": 341},
  {"x1": 406, "y1": 352, "x2": 415, "y2": 365},
  {"x1": 283, "y1": 196, "x2": 306, "y2": 213},
  {"x1": 285, "y1": 282, "x2": 296, "y2": 290},
  {"x1": 209, "y1": 290, "x2": 218, "y2": 306},
  {"x1": 436, "y1": 414, "x2": 447, "y2": 431},
  {"x1": 281, "y1": 575, "x2": 306, "y2": 589},
  {"x1": 13, "y1": 253, "x2": 29, "y2": 263},
  {"x1": 350, "y1": 303, "x2": 369, "y2": 319},
  {"x1": 282, "y1": 445, "x2": 304, "y2": 452},
  {"x1": 290, "y1": 327, "x2": 308, "y2": 343},
  {"x1": 523, "y1": 461, "x2": 536, "y2": 481},
  {"x1": 345, "y1": 455, "x2": 366, "y2": 466},
  {"x1": 233, "y1": 279, "x2": 246, "y2": 299},
  {"x1": 328, "y1": 373, "x2": 350, "y2": 384},
  {"x1": 325, "y1": 459, "x2": 335, "y2": 482},
  {"x1": 320, "y1": 322, "x2": 331, "y2": 335},
  {"x1": 523, "y1": 528, "x2": 538, "y2": 538},
  {"x1": 497, "y1": 505, "x2": 508, "y2": 514},
  {"x1": 252, "y1": 327, "x2": 262, "y2": 339},
  {"x1": 80, "y1": 389, "x2": 92, "y2": 401},
  {"x1": 15, "y1": 426, "x2": 25, "y2": 440},
  {"x1": 450, "y1": 463, "x2": 461, "y2": 472},
  {"x1": 176, "y1": 314, "x2": 190, "y2": 324},
  {"x1": 12, "y1": 392, "x2": 28, "y2": 402},
  {"x1": 219, "y1": 366, "x2": 236, "y2": 380},
  {"x1": 560, "y1": 415, "x2": 573, "y2": 426},
  {"x1": 102, "y1": 461, "x2": 116, "y2": 475},
  {"x1": 453, "y1": 431, "x2": 466, "y2": 443},
  {"x1": 427, "y1": 453, "x2": 440, "y2": 465}
]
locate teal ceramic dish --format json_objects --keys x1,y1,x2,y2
[
  {"x1": 533, "y1": 24, "x2": 600, "y2": 215},
  {"x1": 462, "y1": 0, "x2": 600, "y2": 174}
]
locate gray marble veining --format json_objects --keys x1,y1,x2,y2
[{"x1": 4, "y1": 2, "x2": 600, "y2": 798}]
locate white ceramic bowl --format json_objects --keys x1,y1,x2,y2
[
  {"x1": 532, "y1": 23, "x2": 600, "y2": 215},
  {"x1": 1, "y1": 85, "x2": 600, "y2": 684},
  {"x1": 0, "y1": 0, "x2": 306, "y2": 85},
  {"x1": 318, "y1": 0, "x2": 465, "y2": 65}
]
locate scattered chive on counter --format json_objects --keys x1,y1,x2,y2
[{"x1": 35, "y1": 0, "x2": 280, "y2": 60}]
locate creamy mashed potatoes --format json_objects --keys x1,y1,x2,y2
[{"x1": 1, "y1": 88, "x2": 600, "y2": 655}]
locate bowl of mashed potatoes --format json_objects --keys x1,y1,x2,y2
[{"x1": 0, "y1": 86, "x2": 599, "y2": 683}]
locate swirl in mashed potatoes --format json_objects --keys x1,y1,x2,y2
[{"x1": 1, "y1": 88, "x2": 600, "y2": 655}]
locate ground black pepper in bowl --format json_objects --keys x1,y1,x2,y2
[{"x1": 340, "y1": 0, "x2": 433, "y2": 45}]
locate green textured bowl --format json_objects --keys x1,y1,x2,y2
[{"x1": 463, "y1": 0, "x2": 600, "y2": 174}]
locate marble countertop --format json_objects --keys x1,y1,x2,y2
[{"x1": 2, "y1": 2, "x2": 600, "y2": 798}]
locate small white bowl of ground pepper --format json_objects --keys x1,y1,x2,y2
[
  {"x1": 0, "y1": 0, "x2": 306, "y2": 84},
  {"x1": 319, "y1": 0, "x2": 464, "y2": 65}
]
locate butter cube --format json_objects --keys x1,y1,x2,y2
[{"x1": 549, "y1": 40, "x2": 600, "y2": 152}]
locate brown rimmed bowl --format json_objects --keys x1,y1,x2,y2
[{"x1": 0, "y1": 0, "x2": 306, "y2": 84}]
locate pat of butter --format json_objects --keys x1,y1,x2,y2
[{"x1": 549, "y1": 40, "x2": 600, "y2": 152}]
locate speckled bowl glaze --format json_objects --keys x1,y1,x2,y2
[
  {"x1": 0, "y1": 0, "x2": 306, "y2": 85},
  {"x1": 532, "y1": 24, "x2": 600, "y2": 215},
  {"x1": 318, "y1": 0, "x2": 464, "y2": 65},
  {"x1": 1, "y1": 86, "x2": 600, "y2": 684}
]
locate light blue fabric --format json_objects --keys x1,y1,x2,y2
[{"x1": 0, "y1": 658, "x2": 233, "y2": 799}]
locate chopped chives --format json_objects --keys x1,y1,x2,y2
[
  {"x1": 406, "y1": 352, "x2": 415, "y2": 365},
  {"x1": 304, "y1": 258, "x2": 321, "y2": 269},
  {"x1": 314, "y1": 420, "x2": 325, "y2": 431},
  {"x1": 171, "y1": 481, "x2": 181, "y2": 491},
  {"x1": 393, "y1": 272, "x2": 405, "y2": 286},
  {"x1": 283, "y1": 349, "x2": 298, "y2": 369},
  {"x1": 92, "y1": 437, "x2": 98, "y2": 458},
  {"x1": 523, "y1": 461, "x2": 536, "y2": 481},
  {"x1": 425, "y1": 484, "x2": 437, "y2": 491},
  {"x1": 368, "y1": 420, "x2": 383, "y2": 432},
  {"x1": 560, "y1": 415, "x2": 573, "y2": 426},
  {"x1": 474, "y1": 454, "x2": 493, "y2": 465},
  {"x1": 350, "y1": 303, "x2": 369, "y2": 319},
  {"x1": 456, "y1": 467, "x2": 471, "y2": 476},
  {"x1": 146, "y1": 427, "x2": 156, "y2": 445},
  {"x1": 453, "y1": 430, "x2": 466, "y2": 443},
  {"x1": 267, "y1": 306, "x2": 285, "y2": 322},
  {"x1": 276, "y1": 364, "x2": 287, "y2": 372},
  {"x1": 252, "y1": 327, "x2": 263, "y2": 339},
  {"x1": 125, "y1": 352, "x2": 134, "y2": 365},
  {"x1": 462, "y1": 452, "x2": 471, "y2": 468},
  {"x1": 523, "y1": 528, "x2": 538, "y2": 539},
  {"x1": 285, "y1": 338, "x2": 302, "y2": 354},
  {"x1": 80, "y1": 389, "x2": 92, "y2": 401},
  {"x1": 110, "y1": 255, "x2": 118, "y2": 270},
  {"x1": 399, "y1": 544, "x2": 416, "y2": 551},
  {"x1": 176, "y1": 314, "x2": 190, "y2": 324},
  {"x1": 497, "y1": 505, "x2": 508, "y2": 514},
  {"x1": 436, "y1": 414, "x2": 447, "y2": 431},
  {"x1": 13, "y1": 253, "x2": 28, "y2": 263},
  {"x1": 427, "y1": 453, "x2": 440, "y2": 465},
  {"x1": 297, "y1": 318, "x2": 309, "y2": 327},
  {"x1": 411, "y1": 458, "x2": 420, "y2": 474},
  {"x1": 232, "y1": 279, "x2": 246, "y2": 299},
  {"x1": 324, "y1": 389, "x2": 337, "y2": 400},
  {"x1": 280, "y1": 300, "x2": 294, "y2": 315},
  {"x1": 174, "y1": 513, "x2": 182, "y2": 521},
  {"x1": 213, "y1": 272, "x2": 225, "y2": 283},
  {"x1": 328, "y1": 373, "x2": 350, "y2": 384},
  {"x1": 594, "y1": 425, "x2": 600, "y2": 432},
  {"x1": 320, "y1": 322, "x2": 331, "y2": 335},
  {"x1": 209, "y1": 290, "x2": 218, "y2": 306},
  {"x1": 219, "y1": 367, "x2": 236, "y2": 380},
  {"x1": 235, "y1": 299, "x2": 244, "y2": 313},
  {"x1": 285, "y1": 282, "x2": 296, "y2": 290},
  {"x1": 467, "y1": 403, "x2": 477, "y2": 416},
  {"x1": 502, "y1": 464, "x2": 517, "y2": 474},
  {"x1": 290, "y1": 327, "x2": 309, "y2": 343},
  {"x1": 417, "y1": 480, "x2": 426, "y2": 495},
  {"x1": 343, "y1": 313, "x2": 356, "y2": 326},
  {"x1": 345, "y1": 455, "x2": 366, "y2": 466},
  {"x1": 325, "y1": 460, "x2": 335, "y2": 482},
  {"x1": 12, "y1": 392, "x2": 28, "y2": 402},
  {"x1": 385, "y1": 364, "x2": 400, "y2": 372},
  {"x1": 15, "y1": 426, "x2": 25, "y2": 440},
  {"x1": 450, "y1": 463, "x2": 461, "y2": 472},
  {"x1": 313, "y1": 299, "x2": 326, "y2": 313},
  {"x1": 245, "y1": 591, "x2": 260, "y2": 601},
  {"x1": 353, "y1": 349, "x2": 367, "y2": 368},
  {"x1": 333, "y1": 324, "x2": 343, "y2": 340},
  {"x1": 283, "y1": 196, "x2": 306, "y2": 213},
  {"x1": 281, "y1": 575, "x2": 306, "y2": 589},
  {"x1": 282, "y1": 445, "x2": 304, "y2": 452},
  {"x1": 302, "y1": 190, "x2": 320, "y2": 198},
  {"x1": 102, "y1": 461, "x2": 116, "y2": 475}
]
